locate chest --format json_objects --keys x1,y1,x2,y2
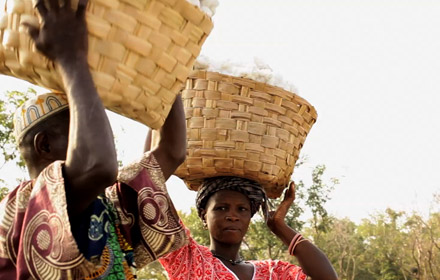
[{"x1": 222, "y1": 262, "x2": 255, "y2": 280}]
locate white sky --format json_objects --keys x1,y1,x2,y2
[{"x1": 2, "y1": 0, "x2": 440, "y2": 222}]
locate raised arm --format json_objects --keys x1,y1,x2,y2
[
  {"x1": 146, "y1": 95, "x2": 186, "y2": 180},
  {"x1": 266, "y1": 182, "x2": 338, "y2": 280},
  {"x1": 24, "y1": 0, "x2": 118, "y2": 217}
]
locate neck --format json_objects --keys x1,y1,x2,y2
[
  {"x1": 28, "y1": 167, "x2": 41, "y2": 180},
  {"x1": 211, "y1": 250, "x2": 244, "y2": 265},
  {"x1": 28, "y1": 161, "x2": 50, "y2": 179},
  {"x1": 209, "y1": 240, "x2": 242, "y2": 261}
]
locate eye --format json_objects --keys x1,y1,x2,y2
[
  {"x1": 239, "y1": 207, "x2": 249, "y2": 212},
  {"x1": 214, "y1": 206, "x2": 227, "y2": 211}
]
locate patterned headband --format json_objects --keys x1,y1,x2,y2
[
  {"x1": 196, "y1": 176, "x2": 268, "y2": 219},
  {"x1": 13, "y1": 92, "x2": 68, "y2": 142}
]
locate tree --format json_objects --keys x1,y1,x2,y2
[
  {"x1": 306, "y1": 165, "x2": 338, "y2": 242},
  {"x1": 137, "y1": 260, "x2": 168, "y2": 280},
  {"x1": 356, "y1": 209, "x2": 413, "y2": 280},
  {"x1": 179, "y1": 208, "x2": 210, "y2": 246},
  {"x1": 403, "y1": 196, "x2": 440, "y2": 280},
  {"x1": 0, "y1": 89, "x2": 36, "y2": 181},
  {"x1": 0, "y1": 186, "x2": 9, "y2": 201},
  {"x1": 242, "y1": 180, "x2": 305, "y2": 261}
]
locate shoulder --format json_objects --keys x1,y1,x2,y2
[
  {"x1": 160, "y1": 224, "x2": 209, "y2": 261},
  {"x1": 0, "y1": 181, "x2": 33, "y2": 221},
  {"x1": 118, "y1": 152, "x2": 166, "y2": 189},
  {"x1": 0, "y1": 178, "x2": 37, "y2": 222},
  {"x1": 159, "y1": 227, "x2": 221, "y2": 278},
  {"x1": 1, "y1": 180, "x2": 31, "y2": 199},
  {"x1": 0, "y1": 160, "x2": 66, "y2": 224}
]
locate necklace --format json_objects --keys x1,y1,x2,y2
[{"x1": 211, "y1": 251, "x2": 244, "y2": 265}]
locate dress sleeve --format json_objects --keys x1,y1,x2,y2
[
  {"x1": 107, "y1": 152, "x2": 188, "y2": 269},
  {"x1": 158, "y1": 226, "x2": 203, "y2": 280},
  {"x1": 252, "y1": 259, "x2": 308, "y2": 280},
  {"x1": 0, "y1": 161, "x2": 96, "y2": 279}
]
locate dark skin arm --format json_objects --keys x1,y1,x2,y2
[
  {"x1": 24, "y1": 0, "x2": 118, "y2": 218},
  {"x1": 267, "y1": 182, "x2": 338, "y2": 280},
  {"x1": 145, "y1": 95, "x2": 186, "y2": 180}
]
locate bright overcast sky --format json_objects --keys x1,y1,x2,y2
[{"x1": 2, "y1": 0, "x2": 440, "y2": 222}]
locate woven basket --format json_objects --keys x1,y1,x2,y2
[
  {"x1": 0, "y1": 0, "x2": 213, "y2": 129},
  {"x1": 163, "y1": 70, "x2": 317, "y2": 198}
]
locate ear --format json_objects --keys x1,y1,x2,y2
[
  {"x1": 34, "y1": 131, "x2": 51, "y2": 157},
  {"x1": 200, "y1": 208, "x2": 207, "y2": 224}
]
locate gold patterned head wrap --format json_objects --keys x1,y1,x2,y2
[
  {"x1": 13, "y1": 92, "x2": 68, "y2": 143},
  {"x1": 196, "y1": 176, "x2": 268, "y2": 219}
]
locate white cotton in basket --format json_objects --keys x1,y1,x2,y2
[
  {"x1": 186, "y1": 0, "x2": 219, "y2": 17},
  {"x1": 194, "y1": 55, "x2": 299, "y2": 93}
]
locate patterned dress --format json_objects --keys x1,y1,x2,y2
[
  {"x1": 159, "y1": 228, "x2": 308, "y2": 280},
  {"x1": 0, "y1": 152, "x2": 187, "y2": 279}
]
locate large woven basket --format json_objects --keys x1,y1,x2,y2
[
  {"x1": 167, "y1": 70, "x2": 317, "y2": 198},
  {"x1": 0, "y1": 0, "x2": 213, "y2": 129}
]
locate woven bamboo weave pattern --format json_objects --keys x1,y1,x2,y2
[
  {"x1": 174, "y1": 70, "x2": 317, "y2": 198},
  {"x1": 0, "y1": 0, "x2": 213, "y2": 128}
]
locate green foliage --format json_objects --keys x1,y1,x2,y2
[
  {"x1": 137, "y1": 260, "x2": 168, "y2": 280},
  {"x1": 179, "y1": 208, "x2": 210, "y2": 246},
  {"x1": 317, "y1": 205, "x2": 440, "y2": 280},
  {"x1": 241, "y1": 164, "x2": 338, "y2": 263},
  {"x1": 244, "y1": 219, "x2": 285, "y2": 260},
  {"x1": 306, "y1": 165, "x2": 338, "y2": 240},
  {"x1": 0, "y1": 186, "x2": 9, "y2": 201},
  {"x1": 306, "y1": 217, "x2": 361, "y2": 279},
  {"x1": 356, "y1": 209, "x2": 411, "y2": 279},
  {"x1": 0, "y1": 89, "x2": 36, "y2": 196},
  {"x1": 0, "y1": 89, "x2": 36, "y2": 171},
  {"x1": 242, "y1": 180, "x2": 305, "y2": 261}
]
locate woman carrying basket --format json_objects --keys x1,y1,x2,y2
[{"x1": 157, "y1": 175, "x2": 338, "y2": 280}]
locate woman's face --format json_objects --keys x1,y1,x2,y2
[{"x1": 203, "y1": 190, "x2": 252, "y2": 245}]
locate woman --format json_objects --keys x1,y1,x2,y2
[{"x1": 159, "y1": 176, "x2": 338, "y2": 280}]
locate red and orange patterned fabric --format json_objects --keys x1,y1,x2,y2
[
  {"x1": 159, "y1": 227, "x2": 308, "y2": 280},
  {"x1": 0, "y1": 152, "x2": 187, "y2": 279}
]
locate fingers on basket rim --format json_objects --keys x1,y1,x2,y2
[
  {"x1": 288, "y1": 181, "x2": 296, "y2": 191},
  {"x1": 77, "y1": 0, "x2": 89, "y2": 18},
  {"x1": 284, "y1": 181, "x2": 295, "y2": 200},
  {"x1": 33, "y1": 0, "x2": 48, "y2": 17},
  {"x1": 47, "y1": 0, "x2": 60, "y2": 12},
  {"x1": 21, "y1": 22, "x2": 39, "y2": 41},
  {"x1": 64, "y1": 0, "x2": 71, "y2": 9}
]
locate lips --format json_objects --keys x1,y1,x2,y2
[{"x1": 223, "y1": 227, "x2": 241, "y2": 232}]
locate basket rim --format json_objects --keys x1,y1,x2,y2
[{"x1": 188, "y1": 69, "x2": 318, "y2": 117}]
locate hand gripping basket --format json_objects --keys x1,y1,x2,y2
[
  {"x1": 173, "y1": 70, "x2": 318, "y2": 198},
  {"x1": 0, "y1": 0, "x2": 213, "y2": 129}
]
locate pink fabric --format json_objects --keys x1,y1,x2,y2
[
  {"x1": 159, "y1": 227, "x2": 308, "y2": 280},
  {"x1": 0, "y1": 152, "x2": 186, "y2": 279}
]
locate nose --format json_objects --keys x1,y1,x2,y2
[
  {"x1": 225, "y1": 216, "x2": 239, "y2": 221},
  {"x1": 225, "y1": 211, "x2": 239, "y2": 221}
]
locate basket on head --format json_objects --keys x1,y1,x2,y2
[
  {"x1": 169, "y1": 70, "x2": 317, "y2": 198},
  {"x1": 0, "y1": 0, "x2": 213, "y2": 129}
]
